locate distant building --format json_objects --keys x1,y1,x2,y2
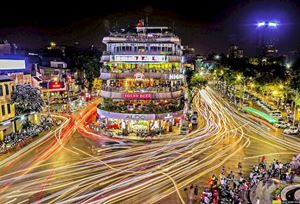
[
  {"x1": 227, "y1": 44, "x2": 244, "y2": 58},
  {"x1": 0, "y1": 40, "x2": 17, "y2": 56},
  {"x1": 262, "y1": 44, "x2": 278, "y2": 58}
]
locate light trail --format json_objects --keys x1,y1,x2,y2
[{"x1": 0, "y1": 88, "x2": 299, "y2": 204}]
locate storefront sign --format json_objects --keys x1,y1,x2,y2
[
  {"x1": 112, "y1": 55, "x2": 167, "y2": 62},
  {"x1": 169, "y1": 74, "x2": 184, "y2": 80},
  {"x1": 97, "y1": 109, "x2": 184, "y2": 121},
  {"x1": 122, "y1": 93, "x2": 152, "y2": 100},
  {"x1": 97, "y1": 109, "x2": 156, "y2": 120},
  {"x1": 49, "y1": 81, "x2": 64, "y2": 89}
]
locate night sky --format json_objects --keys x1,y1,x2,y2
[{"x1": 1, "y1": 0, "x2": 300, "y2": 55}]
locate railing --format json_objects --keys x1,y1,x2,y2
[
  {"x1": 99, "y1": 72, "x2": 182, "y2": 80},
  {"x1": 102, "y1": 51, "x2": 180, "y2": 56},
  {"x1": 101, "y1": 86, "x2": 182, "y2": 93}
]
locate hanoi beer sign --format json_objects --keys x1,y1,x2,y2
[
  {"x1": 122, "y1": 93, "x2": 152, "y2": 100},
  {"x1": 112, "y1": 55, "x2": 167, "y2": 62}
]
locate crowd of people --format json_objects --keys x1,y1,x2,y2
[
  {"x1": 185, "y1": 156, "x2": 300, "y2": 204},
  {"x1": 0, "y1": 117, "x2": 55, "y2": 154}
]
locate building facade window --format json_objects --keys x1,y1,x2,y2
[
  {"x1": 5, "y1": 84, "x2": 9, "y2": 96},
  {"x1": 0, "y1": 85, "x2": 3, "y2": 96},
  {"x1": 2, "y1": 105, "x2": 5, "y2": 116},
  {"x1": 7, "y1": 104, "x2": 10, "y2": 115}
]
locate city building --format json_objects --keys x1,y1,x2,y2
[
  {"x1": 0, "y1": 75, "x2": 16, "y2": 140},
  {"x1": 256, "y1": 21, "x2": 279, "y2": 56},
  {"x1": 98, "y1": 23, "x2": 185, "y2": 135},
  {"x1": 32, "y1": 61, "x2": 81, "y2": 112},
  {"x1": 0, "y1": 57, "x2": 31, "y2": 85},
  {"x1": 227, "y1": 44, "x2": 244, "y2": 58},
  {"x1": 0, "y1": 40, "x2": 17, "y2": 56}
]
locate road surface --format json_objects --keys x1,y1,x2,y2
[{"x1": 0, "y1": 88, "x2": 299, "y2": 204}]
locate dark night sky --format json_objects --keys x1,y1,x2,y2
[{"x1": 1, "y1": 0, "x2": 300, "y2": 55}]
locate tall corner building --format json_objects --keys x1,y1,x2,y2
[{"x1": 97, "y1": 24, "x2": 185, "y2": 135}]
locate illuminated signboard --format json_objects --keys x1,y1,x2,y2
[
  {"x1": 49, "y1": 81, "x2": 65, "y2": 89},
  {"x1": 122, "y1": 93, "x2": 152, "y2": 100},
  {"x1": 112, "y1": 55, "x2": 167, "y2": 62},
  {"x1": 169, "y1": 74, "x2": 184, "y2": 80},
  {"x1": 0, "y1": 59, "x2": 26, "y2": 70}
]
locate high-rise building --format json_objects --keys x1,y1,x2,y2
[
  {"x1": 227, "y1": 44, "x2": 244, "y2": 58},
  {"x1": 98, "y1": 23, "x2": 185, "y2": 135},
  {"x1": 256, "y1": 21, "x2": 279, "y2": 56}
]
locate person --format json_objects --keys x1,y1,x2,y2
[
  {"x1": 213, "y1": 189, "x2": 218, "y2": 204},
  {"x1": 188, "y1": 184, "x2": 194, "y2": 204},
  {"x1": 193, "y1": 185, "x2": 198, "y2": 203}
]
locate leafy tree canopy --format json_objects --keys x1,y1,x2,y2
[{"x1": 12, "y1": 84, "x2": 45, "y2": 115}]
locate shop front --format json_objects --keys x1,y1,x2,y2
[{"x1": 97, "y1": 109, "x2": 184, "y2": 136}]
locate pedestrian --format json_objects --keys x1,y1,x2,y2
[
  {"x1": 193, "y1": 185, "x2": 198, "y2": 203},
  {"x1": 213, "y1": 189, "x2": 218, "y2": 204},
  {"x1": 188, "y1": 184, "x2": 194, "y2": 204}
]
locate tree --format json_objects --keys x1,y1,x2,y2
[
  {"x1": 65, "y1": 46, "x2": 101, "y2": 91},
  {"x1": 12, "y1": 84, "x2": 45, "y2": 115},
  {"x1": 83, "y1": 56, "x2": 101, "y2": 90},
  {"x1": 189, "y1": 73, "x2": 208, "y2": 90},
  {"x1": 187, "y1": 73, "x2": 208, "y2": 104}
]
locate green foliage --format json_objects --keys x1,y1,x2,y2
[
  {"x1": 12, "y1": 84, "x2": 45, "y2": 115},
  {"x1": 189, "y1": 74, "x2": 208, "y2": 90},
  {"x1": 65, "y1": 47, "x2": 101, "y2": 90}
]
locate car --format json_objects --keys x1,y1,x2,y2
[
  {"x1": 100, "y1": 141, "x2": 133, "y2": 148},
  {"x1": 270, "y1": 111, "x2": 282, "y2": 118},
  {"x1": 190, "y1": 116, "x2": 198, "y2": 125},
  {"x1": 180, "y1": 126, "x2": 190, "y2": 134},
  {"x1": 283, "y1": 126, "x2": 299, "y2": 135},
  {"x1": 274, "y1": 121, "x2": 289, "y2": 129}
]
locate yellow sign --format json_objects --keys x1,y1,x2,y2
[{"x1": 272, "y1": 200, "x2": 281, "y2": 204}]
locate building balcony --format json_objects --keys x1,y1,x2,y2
[
  {"x1": 101, "y1": 54, "x2": 181, "y2": 63},
  {"x1": 99, "y1": 90, "x2": 183, "y2": 100},
  {"x1": 102, "y1": 51, "x2": 180, "y2": 56}
]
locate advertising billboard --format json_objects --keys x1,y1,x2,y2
[
  {"x1": 0, "y1": 59, "x2": 26, "y2": 70},
  {"x1": 122, "y1": 93, "x2": 152, "y2": 100},
  {"x1": 112, "y1": 55, "x2": 167, "y2": 62}
]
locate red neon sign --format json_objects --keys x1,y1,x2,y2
[
  {"x1": 49, "y1": 81, "x2": 64, "y2": 89},
  {"x1": 122, "y1": 93, "x2": 152, "y2": 100}
]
